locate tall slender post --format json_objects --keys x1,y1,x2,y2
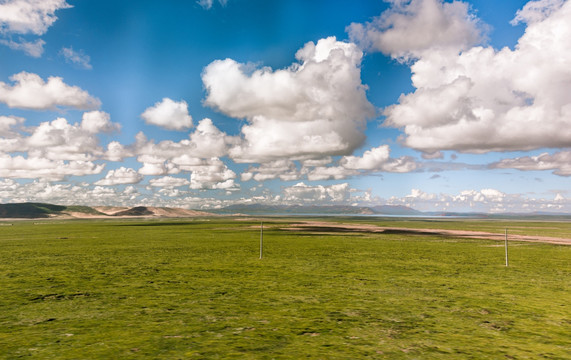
[
  {"x1": 506, "y1": 229, "x2": 510, "y2": 267},
  {"x1": 260, "y1": 222, "x2": 263, "y2": 259}
]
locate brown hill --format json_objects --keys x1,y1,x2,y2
[
  {"x1": 147, "y1": 207, "x2": 213, "y2": 217},
  {"x1": 93, "y1": 206, "x2": 213, "y2": 218}
]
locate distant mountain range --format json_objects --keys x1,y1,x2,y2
[
  {"x1": 213, "y1": 204, "x2": 423, "y2": 215},
  {"x1": 207, "y1": 204, "x2": 571, "y2": 219},
  {"x1": 0, "y1": 203, "x2": 211, "y2": 219},
  {"x1": 0, "y1": 202, "x2": 569, "y2": 220},
  {"x1": 0, "y1": 203, "x2": 425, "y2": 219}
]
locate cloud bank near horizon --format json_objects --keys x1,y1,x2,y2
[{"x1": 0, "y1": 0, "x2": 569, "y2": 213}]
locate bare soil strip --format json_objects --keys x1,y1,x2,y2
[{"x1": 282, "y1": 221, "x2": 571, "y2": 246}]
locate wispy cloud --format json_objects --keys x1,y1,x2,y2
[
  {"x1": 0, "y1": 37, "x2": 44, "y2": 57},
  {"x1": 60, "y1": 47, "x2": 93, "y2": 69},
  {"x1": 197, "y1": 0, "x2": 227, "y2": 10},
  {"x1": 491, "y1": 151, "x2": 571, "y2": 177}
]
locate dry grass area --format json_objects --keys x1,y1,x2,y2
[{"x1": 279, "y1": 220, "x2": 571, "y2": 246}]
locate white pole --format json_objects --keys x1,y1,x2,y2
[
  {"x1": 260, "y1": 222, "x2": 263, "y2": 259},
  {"x1": 506, "y1": 228, "x2": 509, "y2": 267}
]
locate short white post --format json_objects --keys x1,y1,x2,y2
[
  {"x1": 506, "y1": 228, "x2": 509, "y2": 267},
  {"x1": 260, "y1": 222, "x2": 263, "y2": 259}
]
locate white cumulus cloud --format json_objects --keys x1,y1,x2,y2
[
  {"x1": 0, "y1": 0, "x2": 71, "y2": 35},
  {"x1": 187, "y1": 118, "x2": 232, "y2": 157},
  {"x1": 149, "y1": 176, "x2": 190, "y2": 188},
  {"x1": 241, "y1": 160, "x2": 300, "y2": 182},
  {"x1": 340, "y1": 145, "x2": 391, "y2": 170},
  {"x1": 240, "y1": 144, "x2": 418, "y2": 182},
  {"x1": 387, "y1": 187, "x2": 571, "y2": 213},
  {"x1": 306, "y1": 145, "x2": 417, "y2": 181},
  {"x1": 189, "y1": 158, "x2": 237, "y2": 190},
  {"x1": 306, "y1": 166, "x2": 359, "y2": 181},
  {"x1": 141, "y1": 98, "x2": 193, "y2": 131},
  {"x1": 130, "y1": 118, "x2": 233, "y2": 175},
  {"x1": 23, "y1": 115, "x2": 118, "y2": 161},
  {"x1": 125, "y1": 126, "x2": 237, "y2": 190},
  {"x1": 382, "y1": 0, "x2": 571, "y2": 154},
  {"x1": 0, "y1": 115, "x2": 24, "y2": 136},
  {"x1": 104, "y1": 141, "x2": 133, "y2": 162},
  {"x1": 347, "y1": 0, "x2": 485, "y2": 61},
  {"x1": 0, "y1": 112, "x2": 120, "y2": 180},
  {"x1": 95, "y1": 167, "x2": 143, "y2": 186},
  {"x1": 282, "y1": 182, "x2": 366, "y2": 204},
  {"x1": 203, "y1": 36, "x2": 375, "y2": 163},
  {"x1": 0, "y1": 179, "x2": 143, "y2": 206},
  {"x1": 0, "y1": 72, "x2": 101, "y2": 110},
  {"x1": 81, "y1": 111, "x2": 120, "y2": 134},
  {"x1": 511, "y1": 0, "x2": 565, "y2": 25},
  {"x1": 0, "y1": 154, "x2": 104, "y2": 181},
  {"x1": 0, "y1": 0, "x2": 71, "y2": 57}
]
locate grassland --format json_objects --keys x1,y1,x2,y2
[
  {"x1": 337, "y1": 216, "x2": 571, "y2": 238},
  {"x1": 0, "y1": 218, "x2": 569, "y2": 359}
]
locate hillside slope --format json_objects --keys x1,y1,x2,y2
[
  {"x1": 0, "y1": 203, "x2": 212, "y2": 219},
  {"x1": 0, "y1": 203, "x2": 86, "y2": 218}
]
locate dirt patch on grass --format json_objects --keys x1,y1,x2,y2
[{"x1": 281, "y1": 221, "x2": 571, "y2": 245}]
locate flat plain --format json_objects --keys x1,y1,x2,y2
[{"x1": 0, "y1": 217, "x2": 569, "y2": 359}]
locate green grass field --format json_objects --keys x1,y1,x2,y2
[{"x1": 0, "y1": 218, "x2": 569, "y2": 359}]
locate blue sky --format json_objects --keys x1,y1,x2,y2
[{"x1": 0, "y1": 0, "x2": 570, "y2": 213}]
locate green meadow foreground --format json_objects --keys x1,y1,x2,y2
[{"x1": 0, "y1": 218, "x2": 569, "y2": 359}]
